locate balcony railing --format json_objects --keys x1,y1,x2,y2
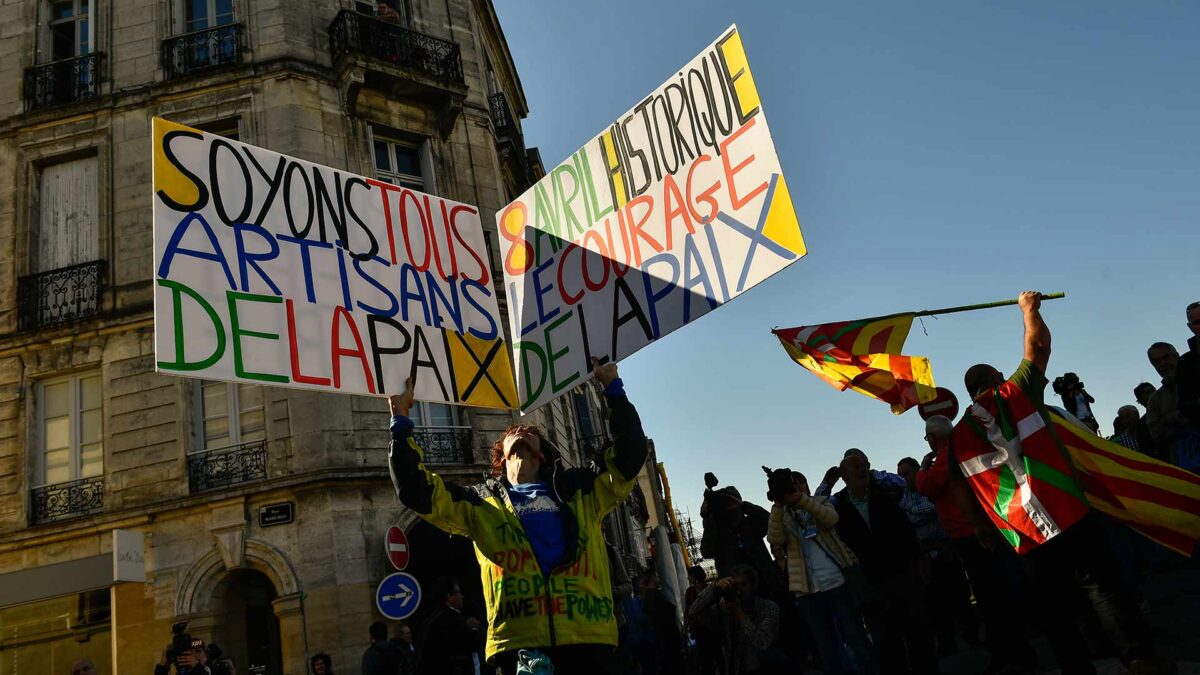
[
  {"x1": 328, "y1": 10, "x2": 464, "y2": 86},
  {"x1": 24, "y1": 53, "x2": 104, "y2": 112},
  {"x1": 578, "y1": 434, "x2": 614, "y2": 462},
  {"x1": 489, "y1": 92, "x2": 519, "y2": 139},
  {"x1": 413, "y1": 427, "x2": 474, "y2": 464},
  {"x1": 30, "y1": 476, "x2": 105, "y2": 525},
  {"x1": 17, "y1": 260, "x2": 105, "y2": 332},
  {"x1": 162, "y1": 23, "x2": 244, "y2": 79},
  {"x1": 188, "y1": 440, "x2": 267, "y2": 493}
]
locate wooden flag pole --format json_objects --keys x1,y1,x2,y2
[
  {"x1": 912, "y1": 292, "x2": 1065, "y2": 319},
  {"x1": 772, "y1": 293, "x2": 1066, "y2": 333}
]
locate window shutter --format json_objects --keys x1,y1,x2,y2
[{"x1": 38, "y1": 157, "x2": 99, "y2": 271}]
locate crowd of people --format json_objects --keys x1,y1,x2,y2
[
  {"x1": 144, "y1": 637, "x2": 238, "y2": 675},
  {"x1": 673, "y1": 295, "x2": 1199, "y2": 675},
  {"x1": 343, "y1": 294, "x2": 1199, "y2": 675}
]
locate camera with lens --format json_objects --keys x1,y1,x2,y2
[
  {"x1": 166, "y1": 621, "x2": 192, "y2": 666},
  {"x1": 762, "y1": 465, "x2": 796, "y2": 503},
  {"x1": 1052, "y1": 372, "x2": 1083, "y2": 397}
]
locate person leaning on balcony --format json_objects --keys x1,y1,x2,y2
[
  {"x1": 375, "y1": 1, "x2": 403, "y2": 24},
  {"x1": 387, "y1": 358, "x2": 649, "y2": 675}
]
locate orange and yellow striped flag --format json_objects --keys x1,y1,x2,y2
[
  {"x1": 773, "y1": 315, "x2": 936, "y2": 414},
  {"x1": 1051, "y1": 412, "x2": 1200, "y2": 557}
]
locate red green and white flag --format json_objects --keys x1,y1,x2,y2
[{"x1": 952, "y1": 377, "x2": 1090, "y2": 553}]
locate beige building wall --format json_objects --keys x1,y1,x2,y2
[{"x1": 0, "y1": 1, "x2": 623, "y2": 674}]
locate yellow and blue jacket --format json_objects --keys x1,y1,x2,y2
[{"x1": 387, "y1": 387, "x2": 648, "y2": 659}]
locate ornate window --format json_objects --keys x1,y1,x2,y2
[
  {"x1": 192, "y1": 380, "x2": 265, "y2": 451},
  {"x1": 43, "y1": 0, "x2": 93, "y2": 62},
  {"x1": 372, "y1": 136, "x2": 426, "y2": 191},
  {"x1": 36, "y1": 372, "x2": 103, "y2": 487}
]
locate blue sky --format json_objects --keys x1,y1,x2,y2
[{"x1": 494, "y1": 2, "x2": 1200, "y2": 522}]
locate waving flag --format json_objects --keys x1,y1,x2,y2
[
  {"x1": 1052, "y1": 412, "x2": 1200, "y2": 557},
  {"x1": 952, "y1": 388, "x2": 1092, "y2": 553},
  {"x1": 773, "y1": 315, "x2": 936, "y2": 414},
  {"x1": 953, "y1": 382, "x2": 1200, "y2": 556}
]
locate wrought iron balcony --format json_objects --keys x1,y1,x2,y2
[
  {"x1": 30, "y1": 476, "x2": 104, "y2": 525},
  {"x1": 489, "y1": 92, "x2": 520, "y2": 141},
  {"x1": 162, "y1": 23, "x2": 244, "y2": 80},
  {"x1": 24, "y1": 53, "x2": 104, "y2": 112},
  {"x1": 413, "y1": 427, "x2": 474, "y2": 465},
  {"x1": 188, "y1": 440, "x2": 267, "y2": 493},
  {"x1": 578, "y1": 434, "x2": 614, "y2": 462},
  {"x1": 17, "y1": 260, "x2": 105, "y2": 332},
  {"x1": 328, "y1": 10, "x2": 464, "y2": 86},
  {"x1": 489, "y1": 92, "x2": 529, "y2": 179}
]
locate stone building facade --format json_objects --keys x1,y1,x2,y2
[{"x1": 0, "y1": 1, "x2": 649, "y2": 673}]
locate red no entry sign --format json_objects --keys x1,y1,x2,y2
[
  {"x1": 385, "y1": 526, "x2": 409, "y2": 571},
  {"x1": 918, "y1": 387, "x2": 960, "y2": 422}
]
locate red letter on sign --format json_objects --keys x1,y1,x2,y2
[
  {"x1": 331, "y1": 306, "x2": 376, "y2": 393},
  {"x1": 286, "y1": 299, "x2": 331, "y2": 386},
  {"x1": 720, "y1": 117, "x2": 768, "y2": 210}
]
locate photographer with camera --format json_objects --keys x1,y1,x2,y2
[
  {"x1": 687, "y1": 564, "x2": 780, "y2": 675},
  {"x1": 699, "y1": 473, "x2": 782, "y2": 599},
  {"x1": 1053, "y1": 372, "x2": 1100, "y2": 433},
  {"x1": 155, "y1": 625, "x2": 210, "y2": 675},
  {"x1": 764, "y1": 467, "x2": 876, "y2": 675}
]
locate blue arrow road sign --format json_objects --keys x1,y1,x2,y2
[{"x1": 376, "y1": 572, "x2": 421, "y2": 620}]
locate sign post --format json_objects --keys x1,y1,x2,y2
[
  {"x1": 259, "y1": 503, "x2": 295, "y2": 527},
  {"x1": 113, "y1": 529, "x2": 146, "y2": 583},
  {"x1": 376, "y1": 572, "x2": 421, "y2": 620},
  {"x1": 385, "y1": 525, "x2": 410, "y2": 571},
  {"x1": 918, "y1": 387, "x2": 960, "y2": 421}
]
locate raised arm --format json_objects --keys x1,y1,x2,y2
[
  {"x1": 779, "y1": 492, "x2": 839, "y2": 529},
  {"x1": 766, "y1": 504, "x2": 787, "y2": 547},
  {"x1": 387, "y1": 377, "x2": 489, "y2": 537},
  {"x1": 741, "y1": 501, "x2": 771, "y2": 539},
  {"x1": 1021, "y1": 291, "x2": 1050, "y2": 373},
  {"x1": 583, "y1": 360, "x2": 651, "y2": 516},
  {"x1": 595, "y1": 360, "x2": 649, "y2": 482},
  {"x1": 916, "y1": 446, "x2": 950, "y2": 499}
]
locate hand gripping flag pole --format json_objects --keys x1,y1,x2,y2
[{"x1": 772, "y1": 293, "x2": 1065, "y2": 414}]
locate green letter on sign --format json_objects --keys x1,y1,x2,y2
[
  {"x1": 156, "y1": 278, "x2": 226, "y2": 371},
  {"x1": 227, "y1": 291, "x2": 289, "y2": 383}
]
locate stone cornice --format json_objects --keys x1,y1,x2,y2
[{"x1": 0, "y1": 464, "x2": 488, "y2": 553}]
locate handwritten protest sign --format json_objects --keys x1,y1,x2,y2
[
  {"x1": 152, "y1": 118, "x2": 517, "y2": 408},
  {"x1": 497, "y1": 26, "x2": 806, "y2": 411}
]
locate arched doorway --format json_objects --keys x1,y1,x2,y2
[
  {"x1": 208, "y1": 569, "x2": 283, "y2": 675},
  {"x1": 405, "y1": 520, "x2": 484, "y2": 632}
]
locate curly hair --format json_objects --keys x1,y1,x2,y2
[{"x1": 489, "y1": 424, "x2": 552, "y2": 477}]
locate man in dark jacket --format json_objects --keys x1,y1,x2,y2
[
  {"x1": 831, "y1": 448, "x2": 937, "y2": 675},
  {"x1": 362, "y1": 622, "x2": 398, "y2": 675},
  {"x1": 699, "y1": 477, "x2": 782, "y2": 598},
  {"x1": 1178, "y1": 301, "x2": 1200, "y2": 425},
  {"x1": 419, "y1": 577, "x2": 483, "y2": 675},
  {"x1": 1147, "y1": 341, "x2": 1200, "y2": 472}
]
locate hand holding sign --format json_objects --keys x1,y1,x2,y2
[
  {"x1": 591, "y1": 358, "x2": 618, "y2": 389},
  {"x1": 388, "y1": 376, "x2": 415, "y2": 417},
  {"x1": 497, "y1": 26, "x2": 806, "y2": 412}
]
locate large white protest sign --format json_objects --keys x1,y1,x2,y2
[
  {"x1": 497, "y1": 26, "x2": 807, "y2": 411},
  {"x1": 152, "y1": 118, "x2": 517, "y2": 408}
]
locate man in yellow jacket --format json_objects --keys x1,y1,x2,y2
[{"x1": 387, "y1": 359, "x2": 648, "y2": 673}]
